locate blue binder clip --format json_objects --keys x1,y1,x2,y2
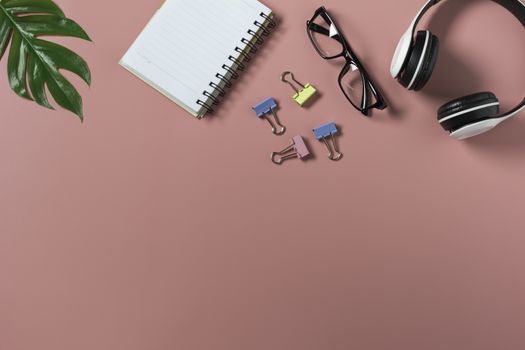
[
  {"x1": 252, "y1": 97, "x2": 286, "y2": 135},
  {"x1": 313, "y1": 122, "x2": 343, "y2": 161}
]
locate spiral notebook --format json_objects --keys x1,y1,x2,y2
[{"x1": 120, "y1": 0, "x2": 275, "y2": 118}]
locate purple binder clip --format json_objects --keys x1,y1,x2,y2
[
  {"x1": 271, "y1": 135, "x2": 311, "y2": 165},
  {"x1": 252, "y1": 97, "x2": 286, "y2": 135},
  {"x1": 313, "y1": 122, "x2": 343, "y2": 161}
]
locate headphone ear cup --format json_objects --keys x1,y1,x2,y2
[
  {"x1": 437, "y1": 92, "x2": 500, "y2": 132},
  {"x1": 412, "y1": 33, "x2": 439, "y2": 91},
  {"x1": 399, "y1": 30, "x2": 439, "y2": 91}
]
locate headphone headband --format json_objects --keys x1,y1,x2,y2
[
  {"x1": 493, "y1": 0, "x2": 525, "y2": 25},
  {"x1": 391, "y1": 0, "x2": 525, "y2": 79},
  {"x1": 414, "y1": 0, "x2": 525, "y2": 28}
]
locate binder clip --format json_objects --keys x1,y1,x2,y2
[
  {"x1": 271, "y1": 135, "x2": 311, "y2": 165},
  {"x1": 252, "y1": 97, "x2": 286, "y2": 135},
  {"x1": 281, "y1": 71, "x2": 317, "y2": 107},
  {"x1": 313, "y1": 122, "x2": 343, "y2": 161}
]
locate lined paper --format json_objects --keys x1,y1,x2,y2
[{"x1": 120, "y1": 0, "x2": 273, "y2": 118}]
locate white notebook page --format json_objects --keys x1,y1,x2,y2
[{"x1": 120, "y1": 0, "x2": 272, "y2": 118}]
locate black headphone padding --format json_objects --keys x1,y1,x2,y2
[
  {"x1": 437, "y1": 92, "x2": 500, "y2": 132},
  {"x1": 399, "y1": 31, "x2": 439, "y2": 91},
  {"x1": 412, "y1": 33, "x2": 439, "y2": 91}
]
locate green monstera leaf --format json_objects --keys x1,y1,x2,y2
[{"x1": 0, "y1": 0, "x2": 91, "y2": 120}]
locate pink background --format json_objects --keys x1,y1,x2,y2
[{"x1": 2, "y1": 0, "x2": 525, "y2": 349}]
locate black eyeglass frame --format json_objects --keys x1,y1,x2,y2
[{"x1": 306, "y1": 7, "x2": 387, "y2": 116}]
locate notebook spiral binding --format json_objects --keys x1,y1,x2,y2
[{"x1": 196, "y1": 12, "x2": 276, "y2": 115}]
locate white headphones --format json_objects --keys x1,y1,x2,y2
[{"x1": 391, "y1": 0, "x2": 525, "y2": 140}]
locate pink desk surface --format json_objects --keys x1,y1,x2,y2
[{"x1": 2, "y1": 0, "x2": 525, "y2": 349}]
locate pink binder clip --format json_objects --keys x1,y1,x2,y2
[{"x1": 271, "y1": 135, "x2": 311, "y2": 165}]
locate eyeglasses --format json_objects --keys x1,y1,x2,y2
[{"x1": 307, "y1": 7, "x2": 387, "y2": 116}]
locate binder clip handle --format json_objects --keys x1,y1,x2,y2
[
  {"x1": 271, "y1": 135, "x2": 310, "y2": 165},
  {"x1": 313, "y1": 122, "x2": 343, "y2": 161},
  {"x1": 281, "y1": 71, "x2": 317, "y2": 107},
  {"x1": 267, "y1": 109, "x2": 286, "y2": 135},
  {"x1": 271, "y1": 143, "x2": 297, "y2": 165},
  {"x1": 252, "y1": 97, "x2": 286, "y2": 135},
  {"x1": 281, "y1": 71, "x2": 304, "y2": 93},
  {"x1": 322, "y1": 133, "x2": 343, "y2": 161}
]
